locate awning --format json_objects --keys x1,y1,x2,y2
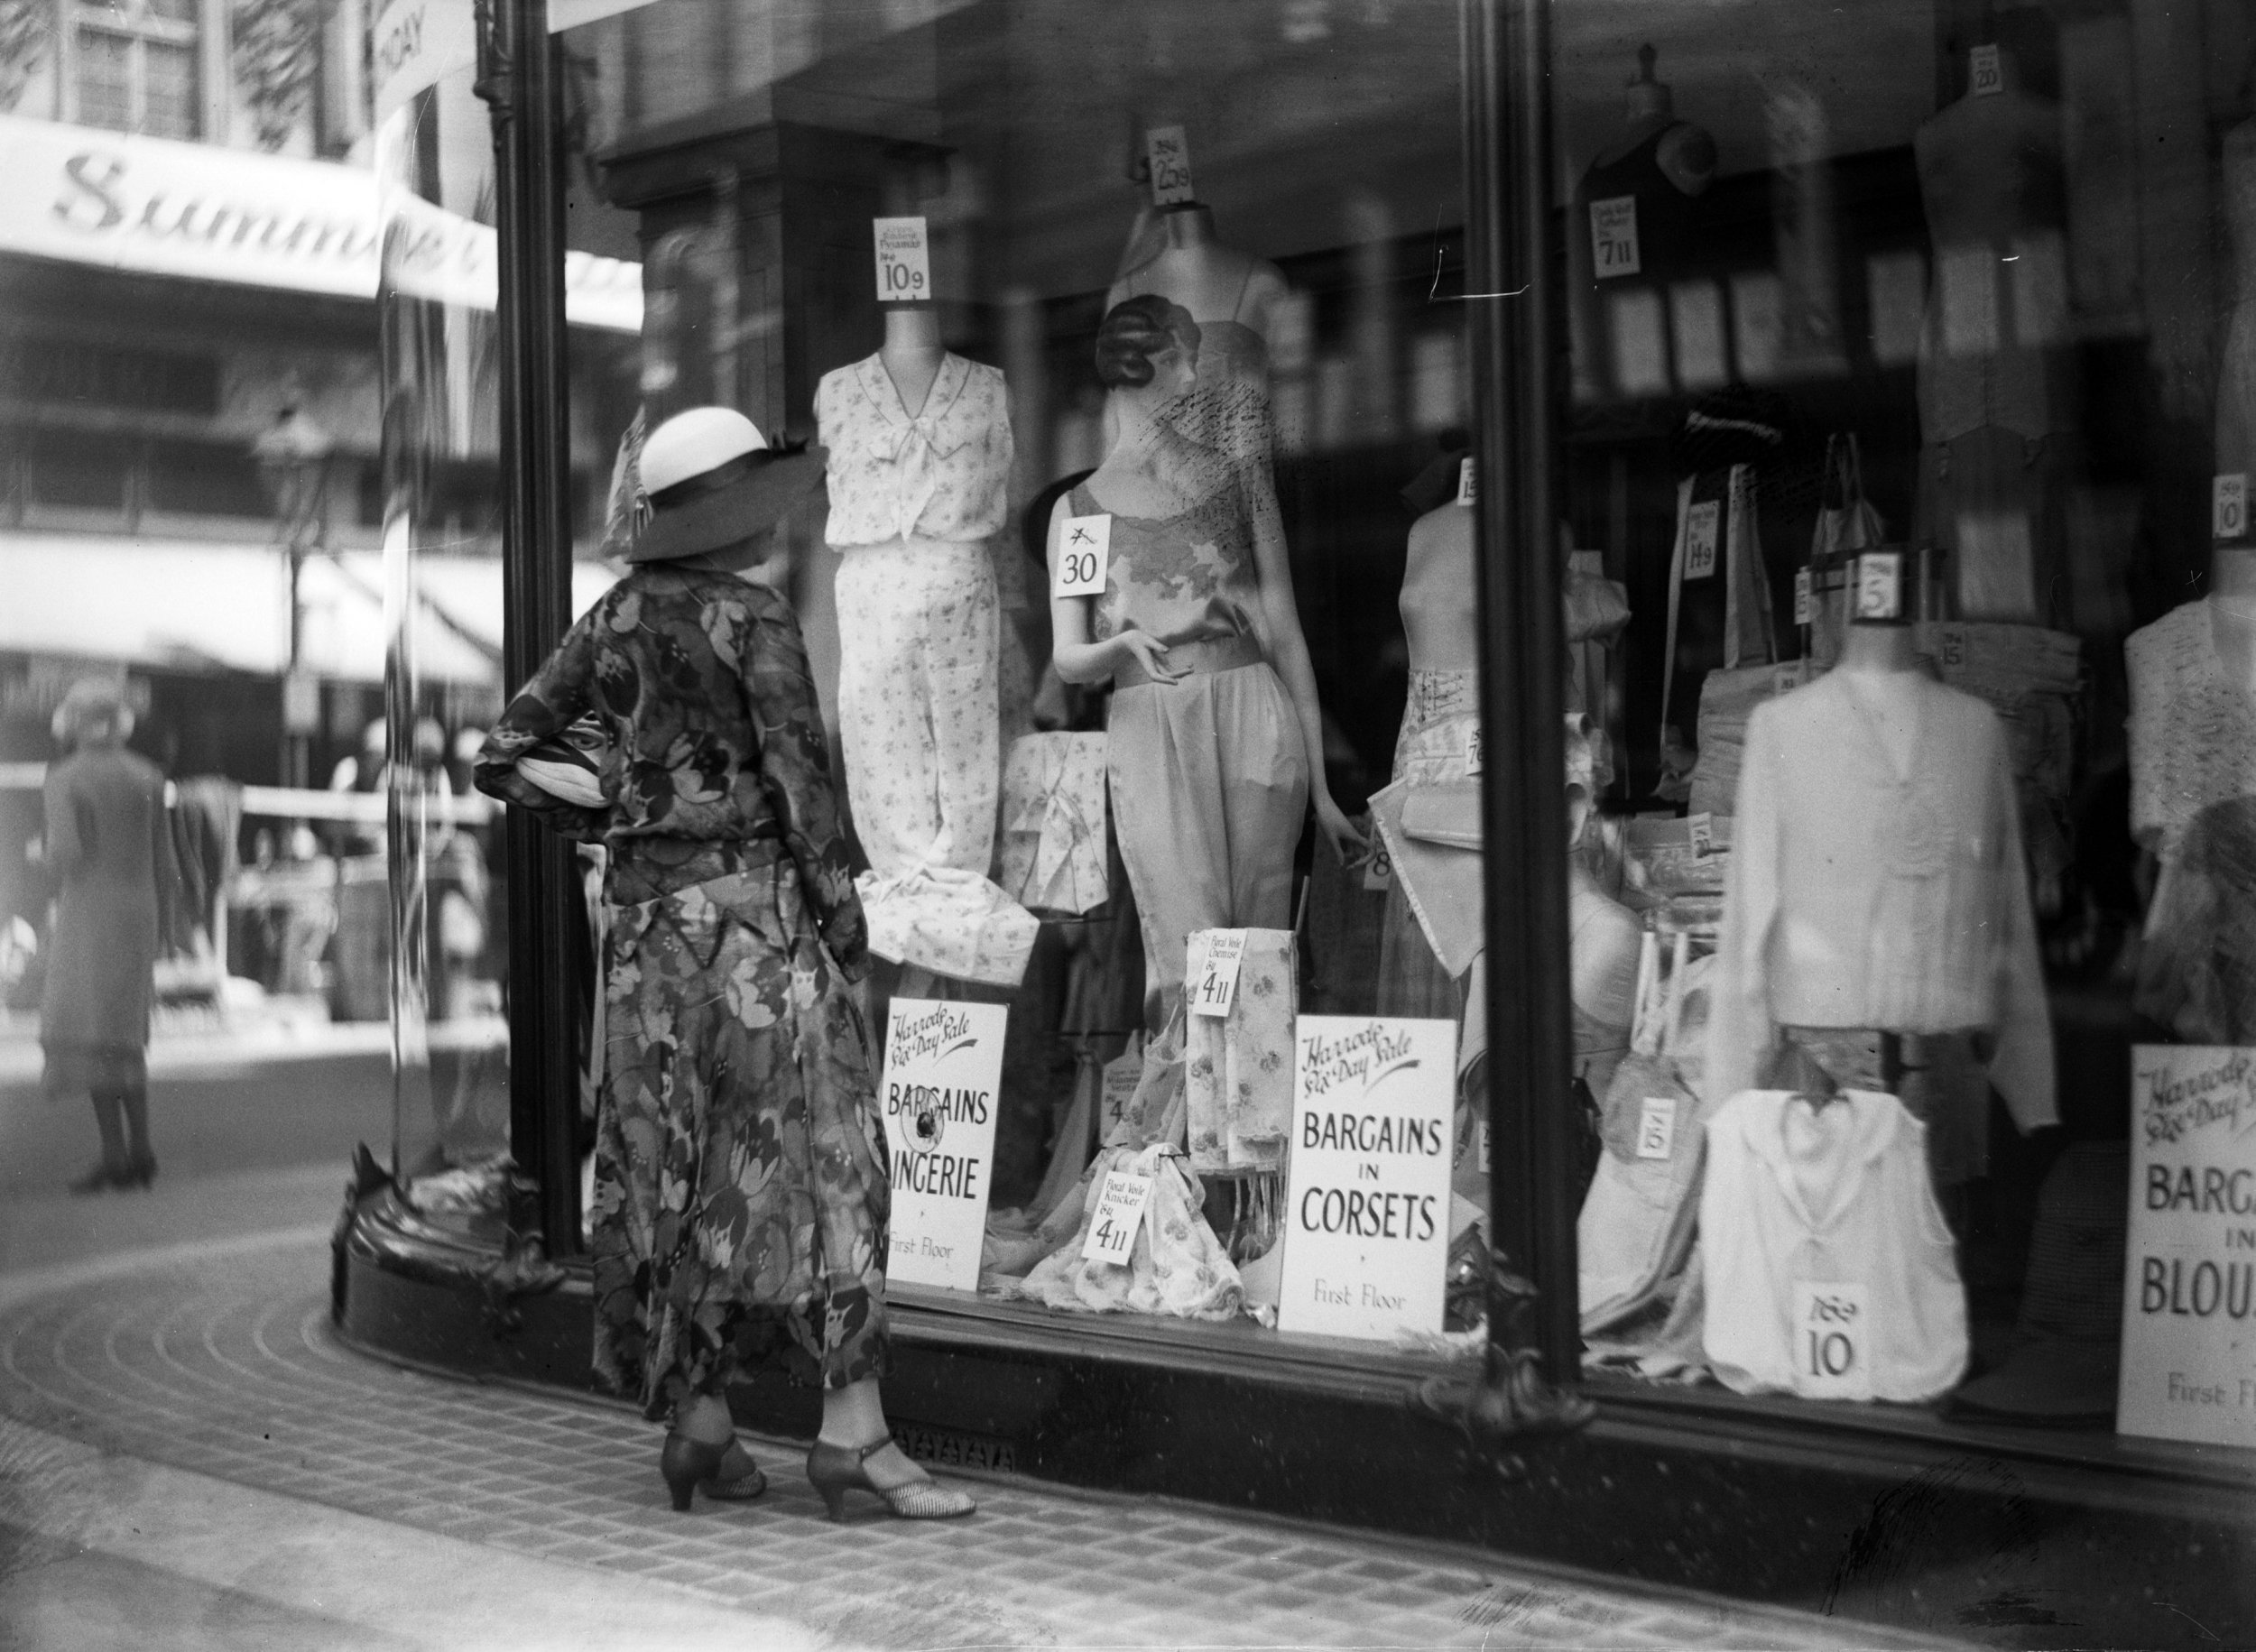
[{"x1": 0, "y1": 534, "x2": 614, "y2": 685}]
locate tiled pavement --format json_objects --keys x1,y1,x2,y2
[{"x1": 0, "y1": 1232, "x2": 1967, "y2": 1650}]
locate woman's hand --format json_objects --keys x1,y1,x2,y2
[
  {"x1": 1313, "y1": 792, "x2": 1365, "y2": 863},
  {"x1": 1110, "y1": 630, "x2": 1185, "y2": 685}
]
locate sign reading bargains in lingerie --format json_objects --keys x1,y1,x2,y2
[{"x1": 0, "y1": 113, "x2": 641, "y2": 333}]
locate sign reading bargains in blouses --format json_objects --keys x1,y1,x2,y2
[{"x1": 0, "y1": 113, "x2": 641, "y2": 333}]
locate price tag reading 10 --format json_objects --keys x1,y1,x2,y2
[
  {"x1": 1053, "y1": 513, "x2": 1110, "y2": 598},
  {"x1": 1189, "y1": 929, "x2": 1248, "y2": 1019},
  {"x1": 872, "y1": 216, "x2": 929, "y2": 304}
]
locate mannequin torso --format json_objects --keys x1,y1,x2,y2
[
  {"x1": 1399, "y1": 495, "x2": 1481, "y2": 674},
  {"x1": 1912, "y1": 64, "x2": 2066, "y2": 254},
  {"x1": 1107, "y1": 206, "x2": 1290, "y2": 363},
  {"x1": 878, "y1": 307, "x2": 945, "y2": 420}
]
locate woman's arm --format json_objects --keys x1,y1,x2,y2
[
  {"x1": 1242, "y1": 463, "x2": 1362, "y2": 857},
  {"x1": 1045, "y1": 493, "x2": 1179, "y2": 688},
  {"x1": 734, "y1": 585, "x2": 869, "y2": 980},
  {"x1": 471, "y1": 614, "x2": 609, "y2": 842}
]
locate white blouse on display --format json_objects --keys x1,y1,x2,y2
[
  {"x1": 815, "y1": 352, "x2": 1013, "y2": 548},
  {"x1": 1706, "y1": 669, "x2": 2055, "y2": 1132},
  {"x1": 2126, "y1": 599, "x2": 2256, "y2": 867},
  {"x1": 1700, "y1": 1088, "x2": 1969, "y2": 1403}
]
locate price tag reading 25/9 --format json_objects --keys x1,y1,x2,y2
[
  {"x1": 873, "y1": 217, "x2": 930, "y2": 304},
  {"x1": 1189, "y1": 929, "x2": 1248, "y2": 1019},
  {"x1": 1080, "y1": 1169, "x2": 1154, "y2": 1265},
  {"x1": 1053, "y1": 513, "x2": 1111, "y2": 598}
]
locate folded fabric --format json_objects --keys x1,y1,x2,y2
[
  {"x1": 856, "y1": 865, "x2": 1038, "y2": 987},
  {"x1": 999, "y1": 1142, "x2": 1244, "y2": 1321},
  {"x1": 1184, "y1": 928, "x2": 1297, "y2": 1173},
  {"x1": 1369, "y1": 781, "x2": 1484, "y2": 979},
  {"x1": 998, "y1": 733, "x2": 1112, "y2": 917},
  {"x1": 1690, "y1": 661, "x2": 1810, "y2": 819}
]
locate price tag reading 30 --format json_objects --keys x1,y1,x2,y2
[
  {"x1": 1189, "y1": 929, "x2": 1247, "y2": 1019},
  {"x1": 1053, "y1": 513, "x2": 1111, "y2": 598},
  {"x1": 873, "y1": 216, "x2": 929, "y2": 304},
  {"x1": 1080, "y1": 1170, "x2": 1154, "y2": 1265}
]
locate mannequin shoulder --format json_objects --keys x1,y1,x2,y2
[{"x1": 1653, "y1": 121, "x2": 1716, "y2": 195}]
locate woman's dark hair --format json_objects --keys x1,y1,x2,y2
[{"x1": 1094, "y1": 294, "x2": 1200, "y2": 390}]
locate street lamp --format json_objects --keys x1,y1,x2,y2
[{"x1": 254, "y1": 403, "x2": 334, "y2": 789}]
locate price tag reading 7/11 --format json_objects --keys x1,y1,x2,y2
[
  {"x1": 1189, "y1": 929, "x2": 1247, "y2": 1018},
  {"x1": 1080, "y1": 1169, "x2": 1153, "y2": 1265},
  {"x1": 872, "y1": 217, "x2": 929, "y2": 304},
  {"x1": 1053, "y1": 513, "x2": 1111, "y2": 598}
]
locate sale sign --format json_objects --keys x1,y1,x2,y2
[
  {"x1": 2118, "y1": 1047, "x2": 2256, "y2": 1447},
  {"x1": 876, "y1": 999, "x2": 1006, "y2": 1291},
  {"x1": 1278, "y1": 1016, "x2": 1457, "y2": 1342}
]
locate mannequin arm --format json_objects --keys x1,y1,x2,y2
[
  {"x1": 1044, "y1": 494, "x2": 1173, "y2": 687},
  {"x1": 1243, "y1": 464, "x2": 1361, "y2": 857}
]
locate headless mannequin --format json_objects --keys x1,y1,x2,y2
[
  {"x1": 1587, "y1": 45, "x2": 1716, "y2": 196},
  {"x1": 879, "y1": 304, "x2": 945, "y2": 420},
  {"x1": 1106, "y1": 204, "x2": 1290, "y2": 347},
  {"x1": 2211, "y1": 547, "x2": 2256, "y2": 699},
  {"x1": 1912, "y1": 51, "x2": 2066, "y2": 275},
  {"x1": 1400, "y1": 486, "x2": 1479, "y2": 675}
]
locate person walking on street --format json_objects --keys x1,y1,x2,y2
[
  {"x1": 39, "y1": 678, "x2": 173, "y2": 1195},
  {"x1": 475, "y1": 407, "x2": 974, "y2": 1523}
]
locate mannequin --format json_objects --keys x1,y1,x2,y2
[
  {"x1": 1567, "y1": 719, "x2": 1641, "y2": 1103},
  {"x1": 2127, "y1": 545, "x2": 2256, "y2": 873},
  {"x1": 1107, "y1": 204, "x2": 1290, "y2": 390},
  {"x1": 1910, "y1": 42, "x2": 2074, "y2": 623},
  {"x1": 1569, "y1": 45, "x2": 1716, "y2": 401},
  {"x1": 1707, "y1": 557, "x2": 2056, "y2": 1188},
  {"x1": 815, "y1": 302, "x2": 1036, "y2": 988}
]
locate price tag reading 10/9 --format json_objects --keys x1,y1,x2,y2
[
  {"x1": 1190, "y1": 929, "x2": 1248, "y2": 1019},
  {"x1": 873, "y1": 217, "x2": 929, "y2": 304},
  {"x1": 1053, "y1": 513, "x2": 1111, "y2": 598}
]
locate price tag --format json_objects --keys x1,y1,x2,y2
[
  {"x1": 1684, "y1": 500, "x2": 1721, "y2": 579},
  {"x1": 1080, "y1": 1170, "x2": 1154, "y2": 1265},
  {"x1": 1589, "y1": 195, "x2": 1641, "y2": 279},
  {"x1": 1793, "y1": 568, "x2": 1813, "y2": 626},
  {"x1": 1969, "y1": 43, "x2": 2002, "y2": 97},
  {"x1": 1455, "y1": 457, "x2": 1476, "y2": 506},
  {"x1": 873, "y1": 216, "x2": 930, "y2": 304},
  {"x1": 1635, "y1": 1096, "x2": 1677, "y2": 1161},
  {"x1": 1771, "y1": 661, "x2": 1803, "y2": 697},
  {"x1": 1464, "y1": 724, "x2": 1484, "y2": 777},
  {"x1": 1854, "y1": 550, "x2": 1903, "y2": 621},
  {"x1": 1361, "y1": 835, "x2": 1393, "y2": 892},
  {"x1": 2214, "y1": 473, "x2": 2249, "y2": 541},
  {"x1": 1188, "y1": 929, "x2": 1247, "y2": 1019},
  {"x1": 1053, "y1": 513, "x2": 1111, "y2": 597},
  {"x1": 1145, "y1": 125, "x2": 1194, "y2": 207},
  {"x1": 1933, "y1": 623, "x2": 1967, "y2": 669},
  {"x1": 1687, "y1": 811, "x2": 1715, "y2": 860},
  {"x1": 1100, "y1": 1049, "x2": 1142, "y2": 1131},
  {"x1": 1792, "y1": 1279, "x2": 1872, "y2": 1399}
]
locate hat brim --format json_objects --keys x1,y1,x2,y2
[{"x1": 626, "y1": 448, "x2": 827, "y2": 563}]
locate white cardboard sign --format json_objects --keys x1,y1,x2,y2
[
  {"x1": 1589, "y1": 195, "x2": 1641, "y2": 279},
  {"x1": 2214, "y1": 473, "x2": 2248, "y2": 541},
  {"x1": 1684, "y1": 500, "x2": 1721, "y2": 579},
  {"x1": 1278, "y1": 1015, "x2": 1457, "y2": 1342},
  {"x1": 1188, "y1": 929, "x2": 1247, "y2": 1019},
  {"x1": 1081, "y1": 1170, "x2": 1154, "y2": 1265},
  {"x1": 1145, "y1": 125, "x2": 1194, "y2": 206},
  {"x1": 1053, "y1": 513, "x2": 1111, "y2": 597},
  {"x1": 873, "y1": 216, "x2": 930, "y2": 304},
  {"x1": 2118, "y1": 1046, "x2": 2256, "y2": 1447},
  {"x1": 1792, "y1": 1279, "x2": 1874, "y2": 1400},
  {"x1": 1969, "y1": 43, "x2": 2002, "y2": 97},
  {"x1": 876, "y1": 998, "x2": 1006, "y2": 1291}
]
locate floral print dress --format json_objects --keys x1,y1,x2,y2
[{"x1": 475, "y1": 566, "x2": 890, "y2": 1417}]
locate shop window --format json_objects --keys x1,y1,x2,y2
[
  {"x1": 74, "y1": 0, "x2": 200, "y2": 141},
  {"x1": 144, "y1": 438, "x2": 266, "y2": 518},
  {"x1": 24, "y1": 429, "x2": 129, "y2": 514}
]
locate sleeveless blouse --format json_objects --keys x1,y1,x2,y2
[{"x1": 1066, "y1": 477, "x2": 1262, "y2": 651}]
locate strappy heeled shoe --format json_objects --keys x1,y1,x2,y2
[
  {"x1": 658, "y1": 1433, "x2": 768, "y2": 1512},
  {"x1": 805, "y1": 1436, "x2": 975, "y2": 1523},
  {"x1": 68, "y1": 1159, "x2": 125, "y2": 1196}
]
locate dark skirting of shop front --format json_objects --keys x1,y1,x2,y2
[{"x1": 335, "y1": 1186, "x2": 2254, "y2": 1650}]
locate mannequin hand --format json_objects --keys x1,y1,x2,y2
[
  {"x1": 1314, "y1": 794, "x2": 1365, "y2": 863},
  {"x1": 1112, "y1": 631, "x2": 1185, "y2": 684}
]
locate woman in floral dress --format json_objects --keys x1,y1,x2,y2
[{"x1": 476, "y1": 407, "x2": 971, "y2": 1521}]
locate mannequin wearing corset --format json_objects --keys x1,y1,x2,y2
[
  {"x1": 1911, "y1": 45, "x2": 2074, "y2": 623},
  {"x1": 1568, "y1": 45, "x2": 1716, "y2": 401}
]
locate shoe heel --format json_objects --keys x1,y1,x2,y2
[
  {"x1": 818, "y1": 1482, "x2": 848, "y2": 1523},
  {"x1": 660, "y1": 1434, "x2": 721, "y2": 1513}
]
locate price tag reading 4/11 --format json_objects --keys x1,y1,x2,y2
[
  {"x1": 873, "y1": 217, "x2": 929, "y2": 304},
  {"x1": 1053, "y1": 513, "x2": 1110, "y2": 598},
  {"x1": 1793, "y1": 1279, "x2": 1872, "y2": 1399},
  {"x1": 1189, "y1": 929, "x2": 1247, "y2": 1019},
  {"x1": 1080, "y1": 1170, "x2": 1153, "y2": 1265},
  {"x1": 2215, "y1": 474, "x2": 2249, "y2": 541}
]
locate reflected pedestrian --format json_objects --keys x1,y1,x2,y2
[
  {"x1": 476, "y1": 408, "x2": 974, "y2": 1521},
  {"x1": 38, "y1": 679, "x2": 172, "y2": 1195}
]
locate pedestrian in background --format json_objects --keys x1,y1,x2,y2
[{"x1": 37, "y1": 678, "x2": 174, "y2": 1195}]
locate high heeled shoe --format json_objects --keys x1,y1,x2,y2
[
  {"x1": 68, "y1": 1159, "x2": 125, "y2": 1196},
  {"x1": 120, "y1": 1153, "x2": 157, "y2": 1191},
  {"x1": 805, "y1": 1436, "x2": 975, "y2": 1523},
  {"x1": 658, "y1": 1434, "x2": 768, "y2": 1512}
]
